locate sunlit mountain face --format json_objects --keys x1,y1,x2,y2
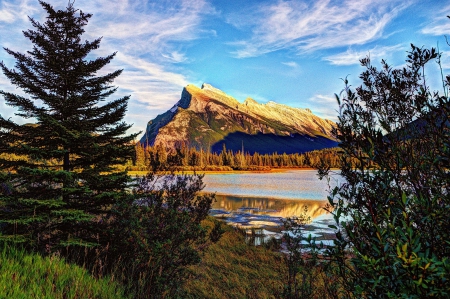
[{"x1": 140, "y1": 83, "x2": 337, "y2": 154}]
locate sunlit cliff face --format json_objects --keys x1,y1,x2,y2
[{"x1": 142, "y1": 83, "x2": 336, "y2": 150}]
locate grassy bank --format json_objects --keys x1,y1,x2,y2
[
  {"x1": 183, "y1": 218, "x2": 339, "y2": 299},
  {"x1": 0, "y1": 244, "x2": 128, "y2": 299},
  {"x1": 1, "y1": 219, "x2": 339, "y2": 299},
  {"x1": 183, "y1": 218, "x2": 286, "y2": 298}
]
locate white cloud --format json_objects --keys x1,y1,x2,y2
[
  {"x1": 94, "y1": 52, "x2": 187, "y2": 134},
  {"x1": 0, "y1": 75, "x2": 10, "y2": 87},
  {"x1": 323, "y1": 44, "x2": 405, "y2": 65},
  {"x1": 307, "y1": 94, "x2": 339, "y2": 121},
  {"x1": 76, "y1": 0, "x2": 217, "y2": 62},
  {"x1": 0, "y1": 8, "x2": 15, "y2": 23},
  {"x1": 0, "y1": 0, "x2": 215, "y2": 135},
  {"x1": 282, "y1": 61, "x2": 298, "y2": 67},
  {"x1": 229, "y1": 0, "x2": 411, "y2": 58},
  {"x1": 421, "y1": 5, "x2": 450, "y2": 36},
  {"x1": 0, "y1": 0, "x2": 38, "y2": 24},
  {"x1": 161, "y1": 51, "x2": 188, "y2": 63},
  {"x1": 439, "y1": 51, "x2": 450, "y2": 70},
  {"x1": 116, "y1": 53, "x2": 188, "y2": 87},
  {"x1": 1, "y1": 0, "x2": 215, "y2": 63},
  {"x1": 309, "y1": 94, "x2": 338, "y2": 108}
]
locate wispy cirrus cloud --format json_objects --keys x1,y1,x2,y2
[
  {"x1": 307, "y1": 94, "x2": 339, "y2": 121},
  {"x1": 0, "y1": 0, "x2": 38, "y2": 24},
  {"x1": 229, "y1": 0, "x2": 412, "y2": 58},
  {"x1": 73, "y1": 0, "x2": 217, "y2": 62},
  {"x1": 0, "y1": 0, "x2": 216, "y2": 135},
  {"x1": 323, "y1": 44, "x2": 405, "y2": 65},
  {"x1": 421, "y1": 5, "x2": 450, "y2": 36},
  {"x1": 112, "y1": 52, "x2": 189, "y2": 108}
]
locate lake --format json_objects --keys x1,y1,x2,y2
[{"x1": 201, "y1": 169, "x2": 341, "y2": 244}]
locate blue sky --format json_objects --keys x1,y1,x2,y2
[{"x1": 1, "y1": 0, "x2": 449, "y2": 137}]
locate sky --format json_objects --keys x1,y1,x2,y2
[{"x1": 0, "y1": 0, "x2": 449, "y2": 138}]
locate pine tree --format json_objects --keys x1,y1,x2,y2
[{"x1": 0, "y1": 1, "x2": 137, "y2": 252}]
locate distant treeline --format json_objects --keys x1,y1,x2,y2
[
  {"x1": 131, "y1": 143, "x2": 342, "y2": 171},
  {"x1": 0, "y1": 144, "x2": 342, "y2": 172}
]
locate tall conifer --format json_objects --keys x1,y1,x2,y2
[{"x1": 0, "y1": 1, "x2": 137, "y2": 252}]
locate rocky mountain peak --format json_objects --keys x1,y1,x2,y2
[
  {"x1": 244, "y1": 97, "x2": 258, "y2": 106},
  {"x1": 140, "y1": 84, "x2": 337, "y2": 154}
]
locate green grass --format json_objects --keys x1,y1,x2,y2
[
  {"x1": 0, "y1": 220, "x2": 340, "y2": 299},
  {"x1": 0, "y1": 244, "x2": 128, "y2": 299}
]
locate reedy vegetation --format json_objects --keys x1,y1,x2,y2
[{"x1": 0, "y1": 244, "x2": 128, "y2": 298}]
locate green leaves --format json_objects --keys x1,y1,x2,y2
[
  {"x1": 108, "y1": 172, "x2": 214, "y2": 298},
  {"x1": 322, "y1": 40, "x2": 450, "y2": 298}
]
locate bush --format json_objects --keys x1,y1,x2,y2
[
  {"x1": 320, "y1": 43, "x2": 450, "y2": 298},
  {"x1": 107, "y1": 172, "x2": 214, "y2": 298}
]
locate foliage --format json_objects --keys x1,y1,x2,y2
[
  {"x1": 0, "y1": 1, "x2": 137, "y2": 252},
  {"x1": 184, "y1": 217, "x2": 341, "y2": 299},
  {"x1": 0, "y1": 4, "x2": 217, "y2": 298},
  {"x1": 100, "y1": 172, "x2": 215, "y2": 299},
  {"x1": 320, "y1": 42, "x2": 450, "y2": 298},
  {"x1": 0, "y1": 243, "x2": 128, "y2": 299}
]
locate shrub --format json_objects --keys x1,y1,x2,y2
[
  {"x1": 107, "y1": 172, "x2": 214, "y2": 298},
  {"x1": 320, "y1": 42, "x2": 450, "y2": 298}
]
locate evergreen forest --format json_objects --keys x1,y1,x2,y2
[{"x1": 132, "y1": 143, "x2": 342, "y2": 171}]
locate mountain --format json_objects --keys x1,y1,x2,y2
[{"x1": 140, "y1": 83, "x2": 338, "y2": 154}]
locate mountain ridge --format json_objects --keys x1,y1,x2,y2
[{"x1": 140, "y1": 83, "x2": 338, "y2": 154}]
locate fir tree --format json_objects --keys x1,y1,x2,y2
[{"x1": 0, "y1": 1, "x2": 137, "y2": 252}]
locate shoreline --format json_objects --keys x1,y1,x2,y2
[{"x1": 127, "y1": 167, "x2": 328, "y2": 176}]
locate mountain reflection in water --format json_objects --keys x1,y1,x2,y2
[
  {"x1": 209, "y1": 194, "x2": 334, "y2": 246},
  {"x1": 201, "y1": 170, "x2": 340, "y2": 243},
  {"x1": 212, "y1": 195, "x2": 329, "y2": 220}
]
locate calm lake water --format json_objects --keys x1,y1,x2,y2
[
  {"x1": 202, "y1": 170, "x2": 331, "y2": 201},
  {"x1": 201, "y1": 170, "x2": 342, "y2": 243}
]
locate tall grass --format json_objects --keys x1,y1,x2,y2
[
  {"x1": 1, "y1": 219, "x2": 341, "y2": 299},
  {"x1": 183, "y1": 218, "x2": 285, "y2": 298},
  {"x1": 0, "y1": 243, "x2": 128, "y2": 299},
  {"x1": 182, "y1": 218, "x2": 342, "y2": 299}
]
